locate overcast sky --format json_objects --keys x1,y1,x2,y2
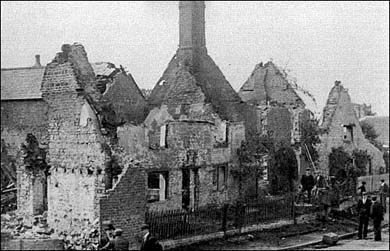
[{"x1": 1, "y1": 1, "x2": 389, "y2": 116}]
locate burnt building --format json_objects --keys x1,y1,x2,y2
[
  {"x1": 318, "y1": 81, "x2": 385, "y2": 176},
  {"x1": 140, "y1": 1, "x2": 249, "y2": 210},
  {"x1": 238, "y1": 61, "x2": 315, "y2": 180}
]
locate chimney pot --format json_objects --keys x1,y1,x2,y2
[{"x1": 34, "y1": 55, "x2": 41, "y2": 67}]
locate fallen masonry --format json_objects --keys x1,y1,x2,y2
[{"x1": 1, "y1": 210, "x2": 101, "y2": 250}]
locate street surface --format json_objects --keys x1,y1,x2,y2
[{"x1": 320, "y1": 228, "x2": 389, "y2": 250}]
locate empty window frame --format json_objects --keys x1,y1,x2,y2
[{"x1": 147, "y1": 172, "x2": 168, "y2": 202}]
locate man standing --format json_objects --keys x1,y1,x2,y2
[
  {"x1": 379, "y1": 179, "x2": 389, "y2": 213},
  {"x1": 356, "y1": 192, "x2": 372, "y2": 239},
  {"x1": 300, "y1": 168, "x2": 315, "y2": 203},
  {"x1": 111, "y1": 229, "x2": 129, "y2": 251},
  {"x1": 140, "y1": 224, "x2": 163, "y2": 251},
  {"x1": 371, "y1": 196, "x2": 384, "y2": 241},
  {"x1": 357, "y1": 181, "x2": 366, "y2": 196},
  {"x1": 99, "y1": 221, "x2": 115, "y2": 250}
]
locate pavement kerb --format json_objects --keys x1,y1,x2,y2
[{"x1": 277, "y1": 223, "x2": 389, "y2": 250}]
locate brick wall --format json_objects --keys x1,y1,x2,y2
[
  {"x1": 41, "y1": 45, "x2": 107, "y2": 233},
  {"x1": 99, "y1": 167, "x2": 146, "y2": 250}
]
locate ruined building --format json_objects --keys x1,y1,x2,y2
[
  {"x1": 353, "y1": 103, "x2": 374, "y2": 119},
  {"x1": 92, "y1": 62, "x2": 148, "y2": 125},
  {"x1": 318, "y1": 81, "x2": 385, "y2": 175},
  {"x1": 1, "y1": 55, "x2": 49, "y2": 215},
  {"x1": 359, "y1": 116, "x2": 389, "y2": 148},
  {"x1": 1, "y1": 45, "x2": 148, "y2": 247},
  {"x1": 138, "y1": 1, "x2": 249, "y2": 210},
  {"x1": 238, "y1": 61, "x2": 314, "y2": 178}
]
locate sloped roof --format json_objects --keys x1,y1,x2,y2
[
  {"x1": 148, "y1": 52, "x2": 245, "y2": 122},
  {"x1": 91, "y1": 62, "x2": 118, "y2": 78},
  {"x1": 360, "y1": 116, "x2": 390, "y2": 146},
  {"x1": 321, "y1": 82, "x2": 344, "y2": 129},
  {"x1": 238, "y1": 61, "x2": 307, "y2": 110},
  {"x1": 1, "y1": 67, "x2": 45, "y2": 100}
]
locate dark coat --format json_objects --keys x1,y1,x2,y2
[
  {"x1": 357, "y1": 185, "x2": 366, "y2": 195},
  {"x1": 301, "y1": 174, "x2": 315, "y2": 190},
  {"x1": 379, "y1": 183, "x2": 389, "y2": 195},
  {"x1": 371, "y1": 201, "x2": 384, "y2": 221},
  {"x1": 111, "y1": 236, "x2": 129, "y2": 251},
  {"x1": 357, "y1": 198, "x2": 372, "y2": 218},
  {"x1": 315, "y1": 175, "x2": 326, "y2": 188},
  {"x1": 140, "y1": 234, "x2": 163, "y2": 251}
]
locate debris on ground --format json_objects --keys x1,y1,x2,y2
[
  {"x1": 1, "y1": 183, "x2": 17, "y2": 214},
  {"x1": 1, "y1": 211, "x2": 100, "y2": 250},
  {"x1": 322, "y1": 232, "x2": 339, "y2": 245}
]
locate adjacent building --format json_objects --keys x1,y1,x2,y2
[
  {"x1": 318, "y1": 81, "x2": 385, "y2": 176},
  {"x1": 238, "y1": 61, "x2": 315, "y2": 180}
]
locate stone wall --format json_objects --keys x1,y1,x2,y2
[
  {"x1": 47, "y1": 168, "x2": 101, "y2": 232},
  {"x1": 17, "y1": 168, "x2": 46, "y2": 216},
  {"x1": 144, "y1": 120, "x2": 245, "y2": 211},
  {"x1": 99, "y1": 167, "x2": 146, "y2": 250}
]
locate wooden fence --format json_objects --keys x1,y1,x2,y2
[{"x1": 145, "y1": 193, "x2": 295, "y2": 241}]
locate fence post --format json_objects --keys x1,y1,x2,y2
[
  {"x1": 234, "y1": 201, "x2": 241, "y2": 229},
  {"x1": 222, "y1": 204, "x2": 228, "y2": 235},
  {"x1": 292, "y1": 192, "x2": 297, "y2": 224}
]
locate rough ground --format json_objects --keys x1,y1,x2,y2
[
  {"x1": 170, "y1": 219, "x2": 358, "y2": 250},
  {"x1": 303, "y1": 227, "x2": 389, "y2": 250},
  {"x1": 171, "y1": 198, "x2": 389, "y2": 250}
]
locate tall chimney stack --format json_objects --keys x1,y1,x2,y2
[
  {"x1": 33, "y1": 55, "x2": 41, "y2": 68},
  {"x1": 179, "y1": 1, "x2": 206, "y2": 52}
]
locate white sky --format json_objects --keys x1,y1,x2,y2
[{"x1": 1, "y1": 1, "x2": 389, "y2": 116}]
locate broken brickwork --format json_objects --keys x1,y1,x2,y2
[
  {"x1": 99, "y1": 167, "x2": 146, "y2": 249},
  {"x1": 238, "y1": 61, "x2": 313, "y2": 179},
  {"x1": 92, "y1": 62, "x2": 148, "y2": 125},
  {"x1": 16, "y1": 134, "x2": 49, "y2": 217},
  {"x1": 140, "y1": 1, "x2": 249, "y2": 210},
  {"x1": 41, "y1": 43, "x2": 108, "y2": 233},
  {"x1": 318, "y1": 81, "x2": 385, "y2": 176}
]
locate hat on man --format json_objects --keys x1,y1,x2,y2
[
  {"x1": 141, "y1": 224, "x2": 150, "y2": 230},
  {"x1": 114, "y1": 228, "x2": 123, "y2": 236},
  {"x1": 381, "y1": 179, "x2": 385, "y2": 182},
  {"x1": 372, "y1": 196, "x2": 377, "y2": 201},
  {"x1": 102, "y1": 220, "x2": 115, "y2": 231}
]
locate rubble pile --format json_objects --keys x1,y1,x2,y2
[
  {"x1": 1, "y1": 211, "x2": 54, "y2": 239},
  {"x1": 1, "y1": 183, "x2": 17, "y2": 214},
  {"x1": 56, "y1": 219, "x2": 100, "y2": 250},
  {"x1": 1, "y1": 211, "x2": 101, "y2": 250}
]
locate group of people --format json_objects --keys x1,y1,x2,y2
[
  {"x1": 99, "y1": 221, "x2": 130, "y2": 251},
  {"x1": 357, "y1": 179, "x2": 388, "y2": 212},
  {"x1": 356, "y1": 190, "x2": 386, "y2": 241},
  {"x1": 299, "y1": 168, "x2": 327, "y2": 204},
  {"x1": 98, "y1": 221, "x2": 163, "y2": 251}
]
